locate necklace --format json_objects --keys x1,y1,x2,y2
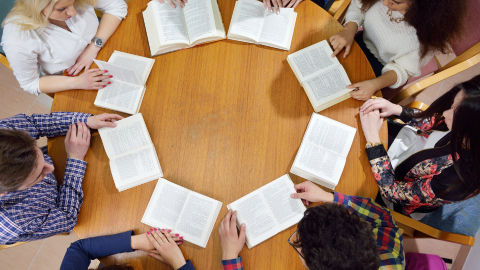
[{"x1": 387, "y1": 9, "x2": 404, "y2": 23}]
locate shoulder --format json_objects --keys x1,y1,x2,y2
[{"x1": 1, "y1": 20, "x2": 40, "y2": 49}]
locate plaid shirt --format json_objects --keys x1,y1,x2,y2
[
  {"x1": 334, "y1": 192, "x2": 405, "y2": 270},
  {"x1": 222, "y1": 257, "x2": 243, "y2": 270},
  {"x1": 0, "y1": 112, "x2": 91, "y2": 245}
]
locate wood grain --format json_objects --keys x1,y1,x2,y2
[{"x1": 48, "y1": 0, "x2": 385, "y2": 269}]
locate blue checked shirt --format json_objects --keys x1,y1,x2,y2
[{"x1": 0, "y1": 112, "x2": 92, "y2": 245}]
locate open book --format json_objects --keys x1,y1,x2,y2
[
  {"x1": 227, "y1": 174, "x2": 306, "y2": 248},
  {"x1": 227, "y1": 0, "x2": 297, "y2": 50},
  {"x1": 290, "y1": 113, "x2": 356, "y2": 190},
  {"x1": 94, "y1": 51, "x2": 155, "y2": 114},
  {"x1": 142, "y1": 0, "x2": 226, "y2": 56},
  {"x1": 287, "y1": 40, "x2": 352, "y2": 111},
  {"x1": 98, "y1": 113, "x2": 163, "y2": 192},
  {"x1": 142, "y1": 178, "x2": 222, "y2": 248}
]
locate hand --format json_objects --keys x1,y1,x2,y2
[
  {"x1": 132, "y1": 230, "x2": 184, "y2": 252},
  {"x1": 283, "y1": 0, "x2": 303, "y2": 8},
  {"x1": 360, "y1": 109, "x2": 384, "y2": 143},
  {"x1": 87, "y1": 113, "x2": 124, "y2": 129},
  {"x1": 290, "y1": 181, "x2": 334, "y2": 206},
  {"x1": 73, "y1": 68, "x2": 112, "y2": 90},
  {"x1": 64, "y1": 122, "x2": 91, "y2": 160},
  {"x1": 347, "y1": 79, "x2": 380, "y2": 101},
  {"x1": 66, "y1": 43, "x2": 101, "y2": 76},
  {"x1": 219, "y1": 209, "x2": 245, "y2": 260},
  {"x1": 360, "y1": 98, "x2": 402, "y2": 118},
  {"x1": 147, "y1": 228, "x2": 187, "y2": 269},
  {"x1": 158, "y1": 0, "x2": 187, "y2": 8},
  {"x1": 263, "y1": 0, "x2": 283, "y2": 14},
  {"x1": 329, "y1": 29, "x2": 355, "y2": 58}
]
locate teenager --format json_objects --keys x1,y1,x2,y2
[
  {"x1": 0, "y1": 112, "x2": 123, "y2": 244},
  {"x1": 1, "y1": 0, "x2": 127, "y2": 95},
  {"x1": 359, "y1": 75, "x2": 480, "y2": 218},
  {"x1": 219, "y1": 181, "x2": 405, "y2": 269},
  {"x1": 330, "y1": 0, "x2": 466, "y2": 100}
]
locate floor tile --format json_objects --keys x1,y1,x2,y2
[
  {"x1": 36, "y1": 94, "x2": 54, "y2": 109},
  {"x1": 435, "y1": 49, "x2": 457, "y2": 67},
  {"x1": 27, "y1": 100, "x2": 51, "y2": 115},
  {"x1": 403, "y1": 236, "x2": 460, "y2": 260},
  {"x1": 0, "y1": 239, "x2": 45, "y2": 270},
  {"x1": 0, "y1": 64, "x2": 37, "y2": 99},
  {"x1": 29, "y1": 232, "x2": 79, "y2": 270},
  {"x1": 0, "y1": 79, "x2": 36, "y2": 119}
]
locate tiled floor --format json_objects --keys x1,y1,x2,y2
[{"x1": 0, "y1": 52, "x2": 479, "y2": 268}]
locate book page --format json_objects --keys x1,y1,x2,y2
[
  {"x1": 109, "y1": 51, "x2": 154, "y2": 85},
  {"x1": 142, "y1": 179, "x2": 190, "y2": 229},
  {"x1": 228, "y1": 0, "x2": 265, "y2": 42},
  {"x1": 95, "y1": 81, "x2": 144, "y2": 114},
  {"x1": 98, "y1": 113, "x2": 152, "y2": 159},
  {"x1": 303, "y1": 66, "x2": 352, "y2": 107},
  {"x1": 110, "y1": 145, "x2": 163, "y2": 188},
  {"x1": 288, "y1": 40, "x2": 339, "y2": 80},
  {"x1": 152, "y1": 0, "x2": 190, "y2": 44},
  {"x1": 94, "y1": 59, "x2": 142, "y2": 86},
  {"x1": 175, "y1": 192, "x2": 222, "y2": 247},
  {"x1": 257, "y1": 8, "x2": 294, "y2": 47},
  {"x1": 259, "y1": 175, "x2": 305, "y2": 231},
  {"x1": 183, "y1": 0, "x2": 217, "y2": 43}
]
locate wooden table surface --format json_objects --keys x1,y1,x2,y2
[{"x1": 48, "y1": 0, "x2": 386, "y2": 269}]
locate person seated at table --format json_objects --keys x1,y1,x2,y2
[
  {"x1": 0, "y1": 112, "x2": 123, "y2": 245},
  {"x1": 1, "y1": 0, "x2": 127, "y2": 95},
  {"x1": 60, "y1": 228, "x2": 192, "y2": 270},
  {"x1": 262, "y1": 0, "x2": 303, "y2": 14},
  {"x1": 329, "y1": 0, "x2": 466, "y2": 101},
  {"x1": 359, "y1": 75, "x2": 480, "y2": 219},
  {"x1": 219, "y1": 181, "x2": 404, "y2": 270}
]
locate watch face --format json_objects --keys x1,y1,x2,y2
[{"x1": 95, "y1": 39, "x2": 103, "y2": 46}]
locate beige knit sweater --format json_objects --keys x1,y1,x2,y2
[{"x1": 344, "y1": 0, "x2": 433, "y2": 88}]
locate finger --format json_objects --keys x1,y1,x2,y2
[
  {"x1": 287, "y1": 0, "x2": 295, "y2": 8},
  {"x1": 88, "y1": 68, "x2": 101, "y2": 73},
  {"x1": 163, "y1": 229, "x2": 175, "y2": 243},
  {"x1": 346, "y1": 83, "x2": 360, "y2": 89},
  {"x1": 65, "y1": 125, "x2": 72, "y2": 143},
  {"x1": 266, "y1": 0, "x2": 272, "y2": 12},
  {"x1": 155, "y1": 228, "x2": 168, "y2": 243},
  {"x1": 147, "y1": 231, "x2": 162, "y2": 249},
  {"x1": 363, "y1": 104, "x2": 382, "y2": 114},
  {"x1": 158, "y1": 0, "x2": 164, "y2": 3},
  {"x1": 331, "y1": 46, "x2": 343, "y2": 58},
  {"x1": 92, "y1": 70, "x2": 108, "y2": 78},
  {"x1": 148, "y1": 253, "x2": 165, "y2": 262},
  {"x1": 69, "y1": 63, "x2": 82, "y2": 76},
  {"x1": 343, "y1": 45, "x2": 351, "y2": 58},
  {"x1": 94, "y1": 82, "x2": 110, "y2": 88},
  {"x1": 77, "y1": 121, "x2": 85, "y2": 139},
  {"x1": 290, "y1": 192, "x2": 306, "y2": 200},
  {"x1": 230, "y1": 210, "x2": 239, "y2": 231},
  {"x1": 224, "y1": 209, "x2": 233, "y2": 229},
  {"x1": 71, "y1": 123, "x2": 78, "y2": 139},
  {"x1": 239, "y1": 223, "x2": 246, "y2": 242},
  {"x1": 379, "y1": 112, "x2": 390, "y2": 118},
  {"x1": 272, "y1": 0, "x2": 280, "y2": 14},
  {"x1": 167, "y1": 0, "x2": 176, "y2": 8},
  {"x1": 178, "y1": 0, "x2": 185, "y2": 7},
  {"x1": 263, "y1": 0, "x2": 267, "y2": 9},
  {"x1": 292, "y1": 0, "x2": 301, "y2": 8},
  {"x1": 293, "y1": 182, "x2": 308, "y2": 191},
  {"x1": 82, "y1": 122, "x2": 90, "y2": 141}
]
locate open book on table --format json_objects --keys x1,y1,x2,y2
[
  {"x1": 227, "y1": 174, "x2": 306, "y2": 249},
  {"x1": 94, "y1": 51, "x2": 155, "y2": 114},
  {"x1": 290, "y1": 113, "x2": 356, "y2": 190},
  {"x1": 287, "y1": 40, "x2": 352, "y2": 112},
  {"x1": 98, "y1": 113, "x2": 163, "y2": 192},
  {"x1": 227, "y1": 0, "x2": 297, "y2": 50},
  {"x1": 142, "y1": 178, "x2": 222, "y2": 248},
  {"x1": 143, "y1": 0, "x2": 226, "y2": 56}
]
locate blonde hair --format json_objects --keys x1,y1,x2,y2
[{"x1": 2, "y1": 0, "x2": 97, "y2": 31}]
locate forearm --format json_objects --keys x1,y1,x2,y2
[
  {"x1": 95, "y1": 14, "x2": 122, "y2": 43},
  {"x1": 343, "y1": 22, "x2": 358, "y2": 36},
  {"x1": 372, "y1": 70, "x2": 398, "y2": 90},
  {"x1": 39, "y1": 75, "x2": 83, "y2": 93}
]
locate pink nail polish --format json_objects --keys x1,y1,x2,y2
[
  {"x1": 104, "y1": 70, "x2": 108, "y2": 73},
  {"x1": 147, "y1": 231, "x2": 150, "y2": 235},
  {"x1": 168, "y1": 230, "x2": 171, "y2": 232},
  {"x1": 175, "y1": 234, "x2": 179, "y2": 236},
  {"x1": 179, "y1": 241, "x2": 183, "y2": 244},
  {"x1": 108, "y1": 82, "x2": 111, "y2": 84},
  {"x1": 179, "y1": 236, "x2": 183, "y2": 239},
  {"x1": 154, "y1": 228, "x2": 157, "y2": 231},
  {"x1": 150, "y1": 228, "x2": 153, "y2": 231},
  {"x1": 161, "y1": 229, "x2": 165, "y2": 231},
  {"x1": 109, "y1": 75, "x2": 113, "y2": 78},
  {"x1": 148, "y1": 254, "x2": 151, "y2": 257}
]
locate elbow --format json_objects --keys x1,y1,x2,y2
[
  {"x1": 383, "y1": 66, "x2": 408, "y2": 89},
  {"x1": 20, "y1": 79, "x2": 42, "y2": 96}
]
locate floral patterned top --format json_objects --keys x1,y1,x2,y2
[{"x1": 365, "y1": 107, "x2": 473, "y2": 215}]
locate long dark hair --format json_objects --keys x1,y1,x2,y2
[
  {"x1": 359, "y1": 0, "x2": 467, "y2": 59},
  {"x1": 411, "y1": 75, "x2": 480, "y2": 197}
]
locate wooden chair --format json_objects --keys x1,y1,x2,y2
[
  {"x1": 391, "y1": 42, "x2": 480, "y2": 104},
  {"x1": 0, "y1": 242, "x2": 26, "y2": 250},
  {"x1": 332, "y1": 0, "x2": 351, "y2": 23}
]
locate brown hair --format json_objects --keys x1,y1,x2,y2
[
  {"x1": 0, "y1": 129, "x2": 39, "y2": 193},
  {"x1": 94, "y1": 265, "x2": 134, "y2": 270},
  {"x1": 359, "y1": 0, "x2": 467, "y2": 58}
]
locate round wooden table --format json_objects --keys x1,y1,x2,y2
[{"x1": 49, "y1": 0, "x2": 385, "y2": 269}]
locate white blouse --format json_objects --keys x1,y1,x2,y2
[
  {"x1": 1, "y1": 0, "x2": 128, "y2": 95},
  {"x1": 344, "y1": 0, "x2": 433, "y2": 88}
]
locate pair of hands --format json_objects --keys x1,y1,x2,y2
[
  {"x1": 359, "y1": 97, "x2": 402, "y2": 143},
  {"x1": 65, "y1": 113, "x2": 124, "y2": 160},
  {"x1": 263, "y1": 0, "x2": 303, "y2": 14}
]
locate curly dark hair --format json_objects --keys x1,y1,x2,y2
[
  {"x1": 95, "y1": 264, "x2": 134, "y2": 270},
  {"x1": 359, "y1": 0, "x2": 467, "y2": 58},
  {"x1": 293, "y1": 204, "x2": 380, "y2": 270}
]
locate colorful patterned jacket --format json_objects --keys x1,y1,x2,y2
[{"x1": 365, "y1": 107, "x2": 474, "y2": 215}]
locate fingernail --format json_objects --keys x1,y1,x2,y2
[
  {"x1": 112, "y1": 123, "x2": 117, "y2": 127},
  {"x1": 290, "y1": 194, "x2": 294, "y2": 198},
  {"x1": 162, "y1": 229, "x2": 165, "y2": 231},
  {"x1": 108, "y1": 82, "x2": 111, "y2": 84},
  {"x1": 175, "y1": 234, "x2": 179, "y2": 236},
  {"x1": 168, "y1": 230, "x2": 171, "y2": 232},
  {"x1": 147, "y1": 231, "x2": 150, "y2": 235},
  {"x1": 148, "y1": 254, "x2": 151, "y2": 257},
  {"x1": 154, "y1": 228, "x2": 157, "y2": 231},
  {"x1": 241, "y1": 224, "x2": 246, "y2": 228},
  {"x1": 104, "y1": 70, "x2": 108, "y2": 72},
  {"x1": 150, "y1": 228, "x2": 153, "y2": 231},
  {"x1": 179, "y1": 241, "x2": 183, "y2": 244},
  {"x1": 179, "y1": 236, "x2": 183, "y2": 239},
  {"x1": 71, "y1": 74, "x2": 74, "y2": 77},
  {"x1": 109, "y1": 75, "x2": 113, "y2": 78}
]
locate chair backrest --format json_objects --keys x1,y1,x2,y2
[
  {"x1": 0, "y1": 242, "x2": 26, "y2": 250},
  {"x1": 0, "y1": 0, "x2": 15, "y2": 55},
  {"x1": 0, "y1": 53, "x2": 12, "y2": 70},
  {"x1": 333, "y1": 0, "x2": 351, "y2": 23}
]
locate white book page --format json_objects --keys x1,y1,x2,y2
[
  {"x1": 228, "y1": 0, "x2": 265, "y2": 42},
  {"x1": 152, "y1": 0, "x2": 190, "y2": 45},
  {"x1": 94, "y1": 59, "x2": 142, "y2": 86},
  {"x1": 98, "y1": 113, "x2": 152, "y2": 159},
  {"x1": 175, "y1": 192, "x2": 222, "y2": 247},
  {"x1": 303, "y1": 66, "x2": 352, "y2": 107},
  {"x1": 257, "y1": 8, "x2": 294, "y2": 47},
  {"x1": 288, "y1": 40, "x2": 339, "y2": 81},
  {"x1": 108, "y1": 51, "x2": 155, "y2": 85},
  {"x1": 142, "y1": 179, "x2": 190, "y2": 230},
  {"x1": 95, "y1": 81, "x2": 144, "y2": 114},
  {"x1": 227, "y1": 192, "x2": 280, "y2": 248},
  {"x1": 259, "y1": 175, "x2": 305, "y2": 231},
  {"x1": 183, "y1": 0, "x2": 217, "y2": 43},
  {"x1": 110, "y1": 145, "x2": 163, "y2": 189},
  {"x1": 210, "y1": 0, "x2": 226, "y2": 37}
]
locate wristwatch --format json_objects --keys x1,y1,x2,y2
[
  {"x1": 91, "y1": 37, "x2": 104, "y2": 48},
  {"x1": 365, "y1": 142, "x2": 386, "y2": 149}
]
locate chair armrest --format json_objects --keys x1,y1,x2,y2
[{"x1": 333, "y1": 0, "x2": 351, "y2": 23}]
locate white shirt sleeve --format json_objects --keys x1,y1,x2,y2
[
  {"x1": 344, "y1": 0, "x2": 364, "y2": 30},
  {"x1": 1, "y1": 24, "x2": 42, "y2": 95},
  {"x1": 94, "y1": 0, "x2": 128, "y2": 20},
  {"x1": 383, "y1": 50, "x2": 434, "y2": 89}
]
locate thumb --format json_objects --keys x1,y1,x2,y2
[
  {"x1": 239, "y1": 223, "x2": 246, "y2": 242},
  {"x1": 346, "y1": 83, "x2": 359, "y2": 89},
  {"x1": 343, "y1": 45, "x2": 351, "y2": 58},
  {"x1": 108, "y1": 121, "x2": 117, "y2": 127},
  {"x1": 290, "y1": 192, "x2": 306, "y2": 200},
  {"x1": 148, "y1": 253, "x2": 165, "y2": 262}
]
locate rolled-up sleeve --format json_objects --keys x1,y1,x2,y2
[
  {"x1": 344, "y1": 0, "x2": 364, "y2": 30},
  {"x1": 95, "y1": 0, "x2": 128, "y2": 20},
  {"x1": 1, "y1": 24, "x2": 42, "y2": 95},
  {"x1": 383, "y1": 49, "x2": 434, "y2": 89}
]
